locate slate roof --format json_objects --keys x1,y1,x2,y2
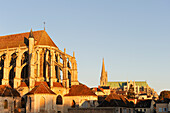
[
  {"x1": 65, "y1": 84, "x2": 97, "y2": 96},
  {"x1": 26, "y1": 82, "x2": 56, "y2": 95},
  {"x1": 0, "y1": 85, "x2": 20, "y2": 97},
  {"x1": 0, "y1": 30, "x2": 58, "y2": 49},
  {"x1": 135, "y1": 100, "x2": 152, "y2": 108},
  {"x1": 98, "y1": 93, "x2": 134, "y2": 108}
]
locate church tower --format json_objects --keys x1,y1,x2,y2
[{"x1": 100, "y1": 58, "x2": 108, "y2": 86}]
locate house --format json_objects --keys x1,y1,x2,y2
[
  {"x1": 135, "y1": 99, "x2": 155, "y2": 113},
  {"x1": 156, "y1": 99, "x2": 170, "y2": 113}
]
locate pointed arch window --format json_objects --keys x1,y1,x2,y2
[
  {"x1": 4, "y1": 100, "x2": 8, "y2": 109},
  {"x1": 56, "y1": 95, "x2": 62, "y2": 105}
]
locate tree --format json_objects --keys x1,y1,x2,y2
[{"x1": 159, "y1": 91, "x2": 170, "y2": 100}]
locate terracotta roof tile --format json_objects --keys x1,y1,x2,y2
[
  {"x1": 98, "y1": 93, "x2": 134, "y2": 107},
  {"x1": 0, "y1": 85, "x2": 20, "y2": 97},
  {"x1": 26, "y1": 82, "x2": 56, "y2": 95},
  {"x1": 53, "y1": 82, "x2": 63, "y2": 87},
  {"x1": 65, "y1": 84, "x2": 97, "y2": 96},
  {"x1": 18, "y1": 82, "x2": 28, "y2": 87},
  {"x1": 0, "y1": 30, "x2": 58, "y2": 49},
  {"x1": 35, "y1": 81, "x2": 48, "y2": 87}
]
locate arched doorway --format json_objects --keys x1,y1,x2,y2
[{"x1": 40, "y1": 97, "x2": 45, "y2": 111}]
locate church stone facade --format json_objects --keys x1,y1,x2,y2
[
  {"x1": 0, "y1": 29, "x2": 79, "y2": 89},
  {"x1": 0, "y1": 29, "x2": 97, "y2": 113}
]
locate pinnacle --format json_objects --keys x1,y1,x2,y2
[{"x1": 29, "y1": 28, "x2": 34, "y2": 38}]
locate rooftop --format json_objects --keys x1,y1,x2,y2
[{"x1": 0, "y1": 30, "x2": 58, "y2": 49}]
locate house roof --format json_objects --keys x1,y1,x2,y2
[
  {"x1": 18, "y1": 82, "x2": 28, "y2": 87},
  {"x1": 98, "y1": 93, "x2": 134, "y2": 108},
  {"x1": 135, "y1": 100, "x2": 152, "y2": 108},
  {"x1": 0, "y1": 30, "x2": 58, "y2": 49},
  {"x1": 35, "y1": 81, "x2": 49, "y2": 87},
  {"x1": 0, "y1": 85, "x2": 20, "y2": 97},
  {"x1": 53, "y1": 82, "x2": 63, "y2": 87},
  {"x1": 116, "y1": 91, "x2": 127, "y2": 95},
  {"x1": 26, "y1": 82, "x2": 56, "y2": 95},
  {"x1": 65, "y1": 84, "x2": 97, "y2": 96}
]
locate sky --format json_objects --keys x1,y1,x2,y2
[{"x1": 0, "y1": 0, "x2": 170, "y2": 94}]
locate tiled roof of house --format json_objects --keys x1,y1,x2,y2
[
  {"x1": 19, "y1": 82, "x2": 28, "y2": 87},
  {"x1": 0, "y1": 30, "x2": 58, "y2": 49},
  {"x1": 26, "y1": 82, "x2": 56, "y2": 95},
  {"x1": 35, "y1": 81, "x2": 48, "y2": 87},
  {"x1": 98, "y1": 93, "x2": 134, "y2": 107},
  {"x1": 0, "y1": 85, "x2": 20, "y2": 97},
  {"x1": 65, "y1": 84, "x2": 97, "y2": 96},
  {"x1": 116, "y1": 91, "x2": 127, "y2": 95},
  {"x1": 135, "y1": 100, "x2": 152, "y2": 108},
  {"x1": 53, "y1": 82, "x2": 63, "y2": 87}
]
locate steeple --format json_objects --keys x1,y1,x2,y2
[
  {"x1": 100, "y1": 58, "x2": 108, "y2": 86},
  {"x1": 29, "y1": 28, "x2": 34, "y2": 38},
  {"x1": 101, "y1": 58, "x2": 105, "y2": 75}
]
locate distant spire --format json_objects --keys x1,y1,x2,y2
[
  {"x1": 100, "y1": 58, "x2": 108, "y2": 86},
  {"x1": 101, "y1": 58, "x2": 105, "y2": 74},
  {"x1": 29, "y1": 28, "x2": 34, "y2": 38}
]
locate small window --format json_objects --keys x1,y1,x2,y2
[
  {"x1": 56, "y1": 95, "x2": 62, "y2": 105},
  {"x1": 159, "y1": 108, "x2": 162, "y2": 112},
  {"x1": 163, "y1": 108, "x2": 167, "y2": 112},
  {"x1": 120, "y1": 108, "x2": 122, "y2": 113},
  {"x1": 14, "y1": 100, "x2": 16, "y2": 108},
  {"x1": 4, "y1": 100, "x2": 8, "y2": 109},
  {"x1": 58, "y1": 111, "x2": 61, "y2": 113},
  {"x1": 144, "y1": 109, "x2": 146, "y2": 112}
]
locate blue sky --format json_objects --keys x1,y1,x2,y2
[{"x1": 0, "y1": 0, "x2": 170, "y2": 94}]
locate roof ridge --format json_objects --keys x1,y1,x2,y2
[
  {"x1": 0, "y1": 30, "x2": 44, "y2": 37},
  {"x1": 42, "y1": 82, "x2": 52, "y2": 94},
  {"x1": 33, "y1": 84, "x2": 39, "y2": 94},
  {"x1": 1, "y1": 86, "x2": 7, "y2": 96}
]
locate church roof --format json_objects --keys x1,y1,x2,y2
[
  {"x1": 0, "y1": 30, "x2": 58, "y2": 49},
  {"x1": 26, "y1": 82, "x2": 56, "y2": 95},
  {"x1": 65, "y1": 84, "x2": 97, "y2": 96},
  {"x1": 107, "y1": 81, "x2": 148, "y2": 88},
  {"x1": 0, "y1": 85, "x2": 20, "y2": 97}
]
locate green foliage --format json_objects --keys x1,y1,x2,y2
[{"x1": 159, "y1": 91, "x2": 170, "y2": 100}]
